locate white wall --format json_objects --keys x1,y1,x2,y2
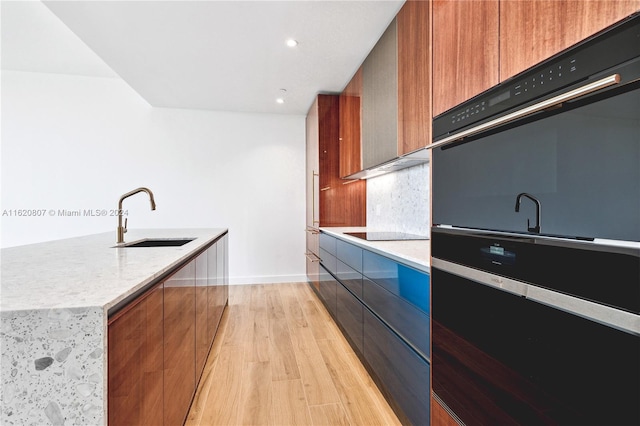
[{"x1": 1, "y1": 70, "x2": 307, "y2": 284}]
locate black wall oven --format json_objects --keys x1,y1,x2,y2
[{"x1": 431, "y1": 14, "x2": 640, "y2": 426}]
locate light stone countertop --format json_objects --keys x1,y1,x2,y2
[
  {"x1": 320, "y1": 227, "x2": 430, "y2": 273},
  {"x1": 1, "y1": 228, "x2": 227, "y2": 312},
  {"x1": 0, "y1": 228, "x2": 227, "y2": 426}
]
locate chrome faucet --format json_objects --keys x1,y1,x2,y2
[
  {"x1": 515, "y1": 192, "x2": 541, "y2": 234},
  {"x1": 116, "y1": 187, "x2": 156, "y2": 243}
]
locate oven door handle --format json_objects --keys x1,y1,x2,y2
[
  {"x1": 432, "y1": 257, "x2": 640, "y2": 336},
  {"x1": 429, "y1": 73, "x2": 621, "y2": 150}
]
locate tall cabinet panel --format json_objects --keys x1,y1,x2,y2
[
  {"x1": 432, "y1": 0, "x2": 499, "y2": 117},
  {"x1": 164, "y1": 260, "x2": 196, "y2": 426},
  {"x1": 500, "y1": 0, "x2": 640, "y2": 81},
  {"x1": 108, "y1": 283, "x2": 164, "y2": 426},
  {"x1": 305, "y1": 95, "x2": 366, "y2": 284}
]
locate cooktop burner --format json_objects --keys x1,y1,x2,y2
[{"x1": 345, "y1": 232, "x2": 430, "y2": 241}]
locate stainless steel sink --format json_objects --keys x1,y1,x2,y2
[{"x1": 117, "y1": 238, "x2": 195, "y2": 248}]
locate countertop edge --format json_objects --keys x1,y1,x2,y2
[{"x1": 320, "y1": 227, "x2": 430, "y2": 273}]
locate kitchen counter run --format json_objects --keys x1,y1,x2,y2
[
  {"x1": 321, "y1": 227, "x2": 430, "y2": 273},
  {"x1": 0, "y1": 228, "x2": 227, "y2": 426}
]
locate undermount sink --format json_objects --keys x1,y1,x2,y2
[{"x1": 117, "y1": 238, "x2": 195, "y2": 248}]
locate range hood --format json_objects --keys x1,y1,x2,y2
[{"x1": 344, "y1": 148, "x2": 430, "y2": 180}]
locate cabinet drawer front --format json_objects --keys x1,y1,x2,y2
[
  {"x1": 363, "y1": 250, "x2": 429, "y2": 313},
  {"x1": 318, "y1": 265, "x2": 337, "y2": 317},
  {"x1": 319, "y1": 233, "x2": 337, "y2": 255},
  {"x1": 336, "y1": 282, "x2": 364, "y2": 354},
  {"x1": 337, "y1": 260, "x2": 363, "y2": 299},
  {"x1": 336, "y1": 239, "x2": 363, "y2": 272},
  {"x1": 363, "y1": 277, "x2": 429, "y2": 360},
  {"x1": 364, "y1": 308, "x2": 430, "y2": 425},
  {"x1": 319, "y1": 248, "x2": 337, "y2": 275}
]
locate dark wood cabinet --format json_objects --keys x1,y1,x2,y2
[
  {"x1": 108, "y1": 236, "x2": 229, "y2": 426},
  {"x1": 500, "y1": 0, "x2": 640, "y2": 81},
  {"x1": 432, "y1": 0, "x2": 500, "y2": 117},
  {"x1": 108, "y1": 282, "x2": 164, "y2": 426},
  {"x1": 305, "y1": 95, "x2": 366, "y2": 283},
  {"x1": 339, "y1": 67, "x2": 363, "y2": 178},
  {"x1": 164, "y1": 260, "x2": 196, "y2": 426},
  {"x1": 432, "y1": 0, "x2": 638, "y2": 118}
]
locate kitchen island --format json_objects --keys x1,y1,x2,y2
[{"x1": 0, "y1": 228, "x2": 227, "y2": 426}]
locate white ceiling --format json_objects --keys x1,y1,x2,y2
[{"x1": 1, "y1": 0, "x2": 405, "y2": 115}]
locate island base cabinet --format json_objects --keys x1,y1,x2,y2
[
  {"x1": 108, "y1": 282, "x2": 164, "y2": 426},
  {"x1": 164, "y1": 261, "x2": 196, "y2": 426},
  {"x1": 363, "y1": 307, "x2": 430, "y2": 426}
]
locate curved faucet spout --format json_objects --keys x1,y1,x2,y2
[
  {"x1": 515, "y1": 192, "x2": 541, "y2": 234},
  {"x1": 116, "y1": 187, "x2": 156, "y2": 243}
]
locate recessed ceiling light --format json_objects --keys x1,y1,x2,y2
[
  {"x1": 286, "y1": 39, "x2": 298, "y2": 48},
  {"x1": 276, "y1": 98, "x2": 285, "y2": 104}
]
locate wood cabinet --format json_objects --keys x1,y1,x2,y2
[
  {"x1": 359, "y1": 0, "x2": 432, "y2": 169},
  {"x1": 108, "y1": 282, "x2": 164, "y2": 426},
  {"x1": 431, "y1": 394, "x2": 459, "y2": 426},
  {"x1": 164, "y1": 260, "x2": 196, "y2": 426},
  {"x1": 500, "y1": 0, "x2": 640, "y2": 81},
  {"x1": 339, "y1": 67, "x2": 363, "y2": 178},
  {"x1": 108, "y1": 235, "x2": 229, "y2": 426},
  {"x1": 432, "y1": 0, "x2": 639, "y2": 118},
  {"x1": 305, "y1": 95, "x2": 366, "y2": 283},
  {"x1": 432, "y1": 0, "x2": 499, "y2": 117}
]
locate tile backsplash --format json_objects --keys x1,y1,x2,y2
[{"x1": 366, "y1": 162, "x2": 430, "y2": 236}]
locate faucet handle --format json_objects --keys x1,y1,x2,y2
[{"x1": 124, "y1": 218, "x2": 128, "y2": 234}]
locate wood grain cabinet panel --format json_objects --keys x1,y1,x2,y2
[
  {"x1": 108, "y1": 282, "x2": 164, "y2": 426},
  {"x1": 306, "y1": 95, "x2": 366, "y2": 231},
  {"x1": 397, "y1": 0, "x2": 431, "y2": 155},
  {"x1": 164, "y1": 260, "x2": 196, "y2": 426},
  {"x1": 432, "y1": 0, "x2": 499, "y2": 117},
  {"x1": 500, "y1": 0, "x2": 640, "y2": 81},
  {"x1": 339, "y1": 67, "x2": 363, "y2": 178}
]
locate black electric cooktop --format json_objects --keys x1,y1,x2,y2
[{"x1": 345, "y1": 232, "x2": 430, "y2": 241}]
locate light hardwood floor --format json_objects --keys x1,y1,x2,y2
[{"x1": 186, "y1": 282, "x2": 401, "y2": 426}]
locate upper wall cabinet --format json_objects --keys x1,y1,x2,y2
[
  {"x1": 345, "y1": 0, "x2": 431, "y2": 174},
  {"x1": 339, "y1": 67, "x2": 363, "y2": 178},
  {"x1": 500, "y1": 0, "x2": 640, "y2": 81},
  {"x1": 432, "y1": 0, "x2": 639, "y2": 118},
  {"x1": 432, "y1": 0, "x2": 499, "y2": 117}
]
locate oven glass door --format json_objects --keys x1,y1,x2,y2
[
  {"x1": 432, "y1": 84, "x2": 640, "y2": 242},
  {"x1": 432, "y1": 267, "x2": 640, "y2": 425}
]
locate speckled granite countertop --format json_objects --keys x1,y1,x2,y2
[
  {"x1": 0, "y1": 228, "x2": 226, "y2": 426},
  {"x1": 320, "y1": 227, "x2": 430, "y2": 273},
  {"x1": 1, "y1": 228, "x2": 227, "y2": 312}
]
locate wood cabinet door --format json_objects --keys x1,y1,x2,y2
[
  {"x1": 108, "y1": 282, "x2": 164, "y2": 426},
  {"x1": 164, "y1": 260, "x2": 196, "y2": 426},
  {"x1": 339, "y1": 67, "x2": 363, "y2": 178},
  {"x1": 432, "y1": 0, "x2": 499, "y2": 117},
  {"x1": 195, "y1": 251, "x2": 209, "y2": 379},
  {"x1": 500, "y1": 0, "x2": 640, "y2": 81},
  {"x1": 397, "y1": 0, "x2": 432, "y2": 155}
]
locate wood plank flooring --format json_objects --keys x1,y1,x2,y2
[{"x1": 186, "y1": 283, "x2": 401, "y2": 426}]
